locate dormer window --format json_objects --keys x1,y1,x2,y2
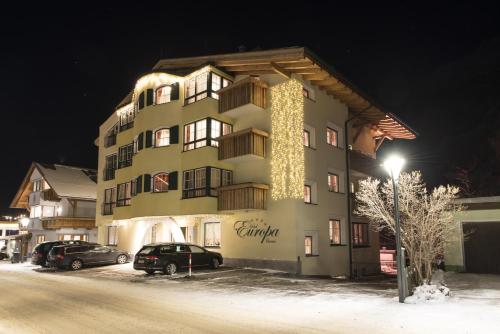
[
  {"x1": 155, "y1": 85, "x2": 172, "y2": 105},
  {"x1": 185, "y1": 71, "x2": 232, "y2": 105}
]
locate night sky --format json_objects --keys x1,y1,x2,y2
[{"x1": 2, "y1": 2, "x2": 500, "y2": 215}]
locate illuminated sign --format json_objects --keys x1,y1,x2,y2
[{"x1": 234, "y1": 219, "x2": 279, "y2": 244}]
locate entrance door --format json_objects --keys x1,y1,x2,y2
[{"x1": 463, "y1": 222, "x2": 500, "y2": 274}]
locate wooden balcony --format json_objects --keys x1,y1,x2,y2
[
  {"x1": 218, "y1": 128, "x2": 268, "y2": 162},
  {"x1": 218, "y1": 183, "x2": 269, "y2": 211},
  {"x1": 42, "y1": 217, "x2": 95, "y2": 230},
  {"x1": 42, "y1": 188, "x2": 60, "y2": 202},
  {"x1": 218, "y1": 77, "x2": 268, "y2": 117}
]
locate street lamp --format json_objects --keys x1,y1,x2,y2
[
  {"x1": 383, "y1": 154, "x2": 407, "y2": 303},
  {"x1": 19, "y1": 217, "x2": 30, "y2": 228}
]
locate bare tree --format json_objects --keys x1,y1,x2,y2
[{"x1": 355, "y1": 171, "x2": 463, "y2": 286}]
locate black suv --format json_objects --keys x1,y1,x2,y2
[
  {"x1": 31, "y1": 240, "x2": 90, "y2": 267},
  {"x1": 134, "y1": 243, "x2": 223, "y2": 275},
  {"x1": 47, "y1": 244, "x2": 130, "y2": 270}
]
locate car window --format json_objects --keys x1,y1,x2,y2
[
  {"x1": 92, "y1": 246, "x2": 109, "y2": 252},
  {"x1": 138, "y1": 246, "x2": 157, "y2": 255},
  {"x1": 43, "y1": 243, "x2": 53, "y2": 253},
  {"x1": 175, "y1": 245, "x2": 189, "y2": 253},
  {"x1": 66, "y1": 247, "x2": 82, "y2": 254},
  {"x1": 159, "y1": 245, "x2": 175, "y2": 254},
  {"x1": 190, "y1": 246, "x2": 205, "y2": 253}
]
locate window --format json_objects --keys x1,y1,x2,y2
[
  {"x1": 304, "y1": 236, "x2": 313, "y2": 255},
  {"x1": 104, "y1": 123, "x2": 118, "y2": 147},
  {"x1": 118, "y1": 144, "x2": 133, "y2": 168},
  {"x1": 302, "y1": 84, "x2": 315, "y2": 101},
  {"x1": 183, "y1": 167, "x2": 232, "y2": 198},
  {"x1": 116, "y1": 182, "x2": 131, "y2": 206},
  {"x1": 183, "y1": 118, "x2": 232, "y2": 151},
  {"x1": 6, "y1": 230, "x2": 19, "y2": 236},
  {"x1": 155, "y1": 128, "x2": 170, "y2": 147},
  {"x1": 353, "y1": 223, "x2": 369, "y2": 247},
  {"x1": 58, "y1": 234, "x2": 88, "y2": 241},
  {"x1": 36, "y1": 235, "x2": 45, "y2": 244},
  {"x1": 30, "y1": 206, "x2": 42, "y2": 218},
  {"x1": 153, "y1": 173, "x2": 169, "y2": 192},
  {"x1": 329, "y1": 219, "x2": 341, "y2": 245},
  {"x1": 190, "y1": 245, "x2": 206, "y2": 253},
  {"x1": 107, "y1": 226, "x2": 118, "y2": 246},
  {"x1": 160, "y1": 245, "x2": 175, "y2": 254},
  {"x1": 304, "y1": 185, "x2": 312, "y2": 203},
  {"x1": 185, "y1": 71, "x2": 232, "y2": 105},
  {"x1": 204, "y1": 222, "x2": 221, "y2": 247},
  {"x1": 33, "y1": 179, "x2": 43, "y2": 192},
  {"x1": 103, "y1": 188, "x2": 115, "y2": 215},
  {"x1": 328, "y1": 173, "x2": 339, "y2": 193},
  {"x1": 155, "y1": 85, "x2": 172, "y2": 104},
  {"x1": 103, "y1": 154, "x2": 117, "y2": 181},
  {"x1": 303, "y1": 129, "x2": 310, "y2": 147},
  {"x1": 119, "y1": 107, "x2": 134, "y2": 131},
  {"x1": 326, "y1": 127, "x2": 338, "y2": 147}
]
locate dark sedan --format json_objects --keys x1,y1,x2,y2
[
  {"x1": 47, "y1": 244, "x2": 130, "y2": 270},
  {"x1": 133, "y1": 243, "x2": 223, "y2": 275},
  {"x1": 31, "y1": 240, "x2": 90, "y2": 267}
]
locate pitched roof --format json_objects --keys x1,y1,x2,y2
[{"x1": 10, "y1": 163, "x2": 97, "y2": 208}]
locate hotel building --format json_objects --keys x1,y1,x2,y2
[{"x1": 95, "y1": 47, "x2": 416, "y2": 276}]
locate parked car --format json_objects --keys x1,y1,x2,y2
[
  {"x1": 31, "y1": 240, "x2": 90, "y2": 267},
  {"x1": 133, "y1": 243, "x2": 223, "y2": 275},
  {"x1": 0, "y1": 246, "x2": 8, "y2": 260},
  {"x1": 47, "y1": 244, "x2": 130, "y2": 270}
]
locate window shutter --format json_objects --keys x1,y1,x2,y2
[
  {"x1": 170, "y1": 83, "x2": 179, "y2": 100},
  {"x1": 138, "y1": 92, "x2": 145, "y2": 110},
  {"x1": 138, "y1": 132, "x2": 144, "y2": 151},
  {"x1": 144, "y1": 174, "x2": 151, "y2": 192},
  {"x1": 136, "y1": 175, "x2": 143, "y2": 194},
  {"x1": 170, "y1": 125, "x2": 179, "y2": 144},
  {"x1": 146, "y1": 89, "x2": 154, "y2": 106},
  {"x1": 145, "y1": 130, "x2": 153, "y2": 148},
  {"x1": 168, "y1": 171, "x2": 178, "y2": 190}
]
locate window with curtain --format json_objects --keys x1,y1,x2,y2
[
  {"x1": 204, "y1": 222, "x2": 221, "y2": 247},
  {"x1": 329, "y1": 219, "x2": 341, "y2": 245},
  {"x1": 326, "y1": 127, "x2": 338, "y2": 147},
  {"x1": 304, "y1": 185, "x2": 311, "y2": 203},
  {"x1": 328, "y1": 173, "x2": 339, "y2": 193},
  {"x1": 304, "y1": 236, "x2": 313, "y2": 255},
  {"x1": 155, "y1": 128, "x2": 170, "y2": 147},
  {"x1": 153, "y1": 173, "x2": 169, "y2": 193},
  {"x1": 155, "y1": 85, "x2": 172, "y2": 104},
  {"x1": 353, "y1": 223, "x2": 369, "y2": 247},
  {"x1": 183, "y1": 118, "x2": 232, "y2": 151}
]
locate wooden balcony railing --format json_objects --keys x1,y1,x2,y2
[
  {"x1": 218, "y1": 183, "x2": 269, "y2": 211},
  {"x1": 42, "y1": 217, "x2": 95, "y2": 230},
  {"x1": 218, "y1": 77, "x2": 268, "y2": 115},
  {"x1": 218, "y1": 128, "x2": 268, "y2": 161}
]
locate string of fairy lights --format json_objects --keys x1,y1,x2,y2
[{"x1": 270, "y1": 79, "x2": 305, "y2": 200}]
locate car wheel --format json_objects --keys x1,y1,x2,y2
[
  {"x1": 116, "y1": 254, "x2": 128, "y2": 264},
  {"x1": 164, "y1": 262, "x2": 177, "y2": 275},
  {"x1": 211, "y1": 258, "x2": 220, "y2": 269},
  {"x1": 145, "y1": 269, "x2": 155, "y2": 275},
  {"x1": 70, "y1": 259, "x2": 83, "y2": 271}
]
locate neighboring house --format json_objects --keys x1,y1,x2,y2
[
  {"x1": 95, "y1": 47, "x2": 416, "y2": 276},
  {"x1": 0, "y1": 219, "x2": 20, "y2": 258},
  {"x1": 445, "y1": 196, "x2": 500, "y2": 274},
  {"x1": 10, "y1": 163, "x2": 98, "y2": 253}
]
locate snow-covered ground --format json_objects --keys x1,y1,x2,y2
[{"x1": 1, "y1": 260, "x2": 499, "y2": 333}]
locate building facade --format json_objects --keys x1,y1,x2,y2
[
  {"x1": 96, "y1": 47, "x2": 415, "y2": 276},
  {"x1": 10, "y1": 163, "x2": 98, "y2": 252}
]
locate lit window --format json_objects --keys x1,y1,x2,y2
[
  {"x1": 185, "y1": 71, "x2": 232, "y2": 104},
  {"x1": 304, "y1": 236, "x2": 313, "y2": 255},
  {"x1": 329, "y1": 219, "x2": 341, "y2": 245},
  {"x1": 183, "y1": 118, "x2": 232, "y2": 151},
  {"x1": 155, "y1": 85, "x2": 172, "y2": 104},
  {"x1": 118, "y1": 144, "x2": 133, "y2": 168},
  {"x1": 30, "y1": 206, "x2": 42, "y2": 218},
  {"x1": 304, "y1": 185, "x2": 312, "y2": 203},
  {"x1": 153, "y1": 173, "x2": 169, "y2": 193},
  {"x1": 353, "y1": 223, "x2": 369, "y2": 247},
  {"x1": 155, "y1": 128, "x2": 170, "y2": 147},
  {"x1": 183, "y1": 167, "x2": 232, "y2": 198},
  {"x1": 302, "y1": 87, "x2": 309, "y2": 99},
  {"x1": 327, "y1": 127, "x2": 338, "y2": 147},
  {"x1": 107, "y1": 226, "x2": 118, "y2": 245},
  {"x1": 33, "y1": 179, "x2": 43, "y2": 192},
  {"x1": 117, "y1": 182, "x2": 131, "y2": 206},
  {"x1": 303, "y1": 129, "x2": 310, "y2": 147},
  {"x1": 328, "y1": 173, "x2": 339, "y2": 192},
  {"x1": 36, "y1": 235, "x2": 45, "y2": 244},
  {"x1": 204, "y1": 222, "x2": 221, "y2": 247}
]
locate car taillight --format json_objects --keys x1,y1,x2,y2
[{"x1": 145, "y1": 256, "x2": 158, "y2": 261}]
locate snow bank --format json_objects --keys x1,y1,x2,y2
[{"x1": 405, "y1": 284, "x2": 451, "y2": 304}]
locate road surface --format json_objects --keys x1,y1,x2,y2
[{"x1": 1, "y1": 263, "x2": 500, "y2": 333}]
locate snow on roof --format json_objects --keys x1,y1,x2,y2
[{"x1": 35, "y1": 163, "x2": 97, "y2": 200}]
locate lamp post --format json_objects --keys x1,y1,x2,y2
[{"x1": 383, "y1": 155, "x2": 407, "y2": 303}]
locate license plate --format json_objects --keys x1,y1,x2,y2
[{"x1": 138, "y1": 259, "x2": 144, "y2": 263}]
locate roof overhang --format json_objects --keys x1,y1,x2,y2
[{"x1": 153, "y1": 47, "x2": 417, "y2": 140}]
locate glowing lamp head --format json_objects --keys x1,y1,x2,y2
[
  {"x1": 19, "y1": 217, "x2": 30, "y2": 228},
  {"x1": 383, "y1": 155, "x2": 405, "y2": 181}
]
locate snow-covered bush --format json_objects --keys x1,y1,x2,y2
[{"x1": 405, "y1": 284, "x2": 451, "y2": 304}]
